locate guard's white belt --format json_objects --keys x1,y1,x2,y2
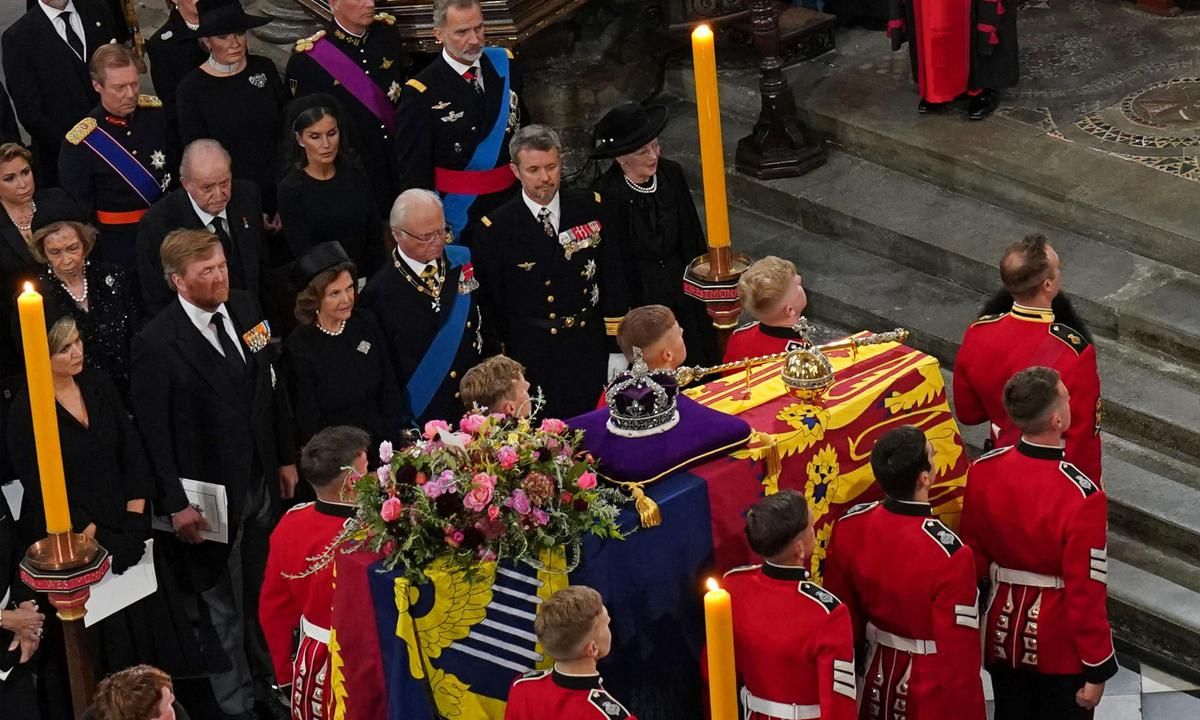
[
  {"x1": 300, "y1": 616, "x2": 330, "y2": 644},
  {"x1": 866, "y1": 622, "x2": 937, "y2": 655},
  {"x1": 739, "y1": 686, "x2": 820, "y2": 720},
  {"x1": 992, "y1": 563, "x2": 1064, "y2": 589}
]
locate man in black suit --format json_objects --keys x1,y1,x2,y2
[
  {"x1": 130, "y1": 229, "x2": 296, "y2": 720},
  {"x1": 137, "y1": 139, "x2": 264, "y2": 316},
  {"x1": 470, "y1": 124, "x2": 630, "y2": 419},
  {"x1": 0, "y1": 490, "x2": 43, "y2": 718},
  {"x1": 2, "y1": 0, "x2": 117, "y2": 186}
]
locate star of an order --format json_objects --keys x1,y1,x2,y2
[
  {"x1": 387, "y1": 81, "x2": 402, "y2": 102},
  {"x1": 150, "y1": 150, "x2": 166, "y2": 170}
]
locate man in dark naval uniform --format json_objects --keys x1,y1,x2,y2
[
  {"x1": 59, "y1": 44, "x2": 177, "y2": 272},
  {"x1": 471, "y1": 124, "x2": 629, "y2": 420},
  {"x1": 286, "y1": 0, "x2": 411, "y2": 217},
  {"x1": 359, "y1": 188, "x2": 488, "y2": 425},
  {"x1": 393, "y1": 0, "x2": 526, "y2": 238}
]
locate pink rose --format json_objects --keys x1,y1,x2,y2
[
  {"x1": 422, "y1": 471, "x2": 457, "y2": 499},
  {"x1": 376, "y1": 464, "x2": 391, "y2": 485},
  {"x1": 380, "y1": 496, "x2": 403, "y2": 522},
  {"x1": 464, "y1": 483, "x2": 494, "y2": 512},
  {"x1": 477, "y1": 547, "x2": 498, "y2": 562},
  {"x1": 472, "y1": 472, "x2": 497, "y2": 490},
  {"x1": 378, "y1": 440, "x2": 393, "y2": 464},
  {"x1": 497, "y1": 445, "x2": 519, "y2": 470},
  {"x1": 506, "y1": 489, "x2": 532, "y2": 515},
  {"x1": 487, "y1": 504, "x2": 501, "y2": 521},
  {"x1": 423, "y1": 419, "x2": 451, "y2": 440},
  {"x1": 539, "y1": 418, "x2": 567, "y2": 435},
  {"x1": 576, "y1": 472, "x2": 598, "y2": 491},
  {"x1": 444, "y1": 527, "x2": 465, "y2": 548},
  {"x1": 460, "y1": 414, "x2": 488, "y2": 434},
  {"x1": 531, "y1": 508, "x2": 549, "y2": 527}
]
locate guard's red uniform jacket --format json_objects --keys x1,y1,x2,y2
[
  {"x1": 505, "y1": 668, "x2": 636, "y2": 720},
  {"x1": 723, "y1": 322, "x2": 809, "y2": 364},
  {"x1": 952, "y1": 303, "x2": 1102, "y2": 481},
  {"x1": 958, "y1": 440, "x2": 1117, "y2": 683},
  {"x1": 723, "y1": 562, "x2": 857, "y2": 720},
  {"x1": 823, "y1": 498, "x2": 986, "y2": 720},
  {"x1": 259, "y1": 499, "x2": 356, "y2": 720}
]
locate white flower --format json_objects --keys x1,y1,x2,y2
[{"x1": 379, "y1": 440, "x2": 394, "y2": 464}]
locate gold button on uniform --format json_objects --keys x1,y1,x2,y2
[
  {"x1": 454, "y1": 391, "x2": 461, "y2": 399},
  {"x1": 544, "y1": 280, "x2": 551, "y2": 287},
  {"x1": 549, "y1": 313, "x2": 557, "y2": 320},
  {"x1": 449, "y1": 371, "x2": 458, "y2": 379},
  {"x1": 546, "y1": 295, "x2": 554, "y2": 302},
  {"x1": 550, "y1": 328, "x2": 558, "y2": 335}
]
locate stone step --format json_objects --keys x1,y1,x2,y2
[
  {"x1": 660, "y1": 100, "x2": 1200, "y2": 370},
  {"x1": 1107, "y1": 550, "x2": 1200, "y2": 685},
  {"x1": 713, "y1": 200, "x2": 1200, "y2": 467},
  {"x1": 1104, "y1": 434, "x2": 1200, "y2": 562}
]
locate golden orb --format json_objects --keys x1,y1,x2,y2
[{"x1": 781, "y1": 345, "x2": 835, "y2": 403}]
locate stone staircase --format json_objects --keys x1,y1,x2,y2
[{"x1": 659, "y1": 58, "x2": 1200, "y2": 681}]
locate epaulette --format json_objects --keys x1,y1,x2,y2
[
  {"x1": 921, "y1": 518, "x2": 963, "y2": 557},
  {"x1": 65, "y1": 117, "x2": 98, "y2": 145},
  {"x1": 137, "y1": 94, "x2": 162, "y2": 108},
  {"x1": 505, "y1": 48, "x2": 515, "y2": 59},
  {"x1": 1049, "y1": 322, "x2": 1090, "y2": 355},
  {"x1": 1060, "y1": 461, "x2": 1099, "y2": 497},
  {"x1": 798, "y1": 581, "x2": 841, "y2": 614},
  {"x1": 586, "y1": 689, "x2": 631, "y2": 719},
  {"x1": 975, "y1": 445, "x2": 1012, "y2": 462},
  {"x1": 512, "y1": 668, "x2": 550, "y2": 685},
  {"x1": 373, "y1": 11, "x2": 396, "y2": 25},
  {"x1": 294, "y1": 30, "x2": 326, "y2": 52},
  {"x1": 840, "y1": 501, "x2": 877, "y2": 520},
  {"x1": 593, "y1": 191, "x2": 602, "y2": 203},
  {"x1": 405, "y1": 78, "x2": 427, "y2": 94},
  {"x1": 285, "y1": 501, "x2": 315, "y2": 514},
  {"x1": 604, "y1": 315, "x2": 623, "y2": 337},
  {"x1": 722, "y1": 564, "x2": 760, "y2": 578},
  {"x1": 971, "y1": 313, "x2": 1004, "y2": 326},
  {"x1": 480, "y1": 215, "x2": 492, "y2": 227}
]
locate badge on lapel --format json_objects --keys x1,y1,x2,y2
[
  {"x1": 242, "y1": 320, "x2": 272, "y2": 353},
  {"x1": 459, "y1": 263, "x2": 480, "y2": 294},
  {"x1": 441, "y1": 110, "x2": 465, "y2": 123},
  {"x1": 357, "y1": 341, "x2": 372, "y2": 355},
  {"x1": 558, "y1": 220, "x2": 602, "y2": 260}
]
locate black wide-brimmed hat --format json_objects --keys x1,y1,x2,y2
[
  {"x1": 590, "y1": 103, "x2": 669, "y2": 159},
  {"x1": 188, "y1": 0, "x2": 271, "y2": 39},
  {"x1": 291, "y1": 241, "x2": 352, "y2": 290}
]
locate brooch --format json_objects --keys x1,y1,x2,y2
[
  {"x1": 459, "y1": 263, "x2": 480, "y2": 294},
  {"x1": 248, "y1": 73, "x2": 267, "y2": 88},
  {"x1": 357, "y1": 341, "x2": 371, "y2": 354},
  {"x1": 105, "y1": 274, "x2": 115, "y2": 287},
  {"x1": 161, "y1": 30, "x2": 173, "y2": 40},
  {"x1": 242, "y1": 320, "x2": 271, "y2": 353}
]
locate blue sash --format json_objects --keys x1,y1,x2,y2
[
  {"x1": 80, "y1": 125, "x2": 163, "y2": 206},
  {"x1": 405, "y1": 244, "x2": 472, "y2": 420},
  {"x1": 442, "y1": 47, "x2": 511, "y2": 236}
]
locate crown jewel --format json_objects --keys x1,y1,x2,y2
[{"x1": 605, "y1": 348, "x2": 680, "y2": 438}]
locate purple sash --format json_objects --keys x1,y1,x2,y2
[{"x1": 308, "y1": 37, "x2": 396, "y2": 133}]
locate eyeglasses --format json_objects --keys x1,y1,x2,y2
[{"x1": 395, "y1": 225, "x2": 453, "y2": 244}]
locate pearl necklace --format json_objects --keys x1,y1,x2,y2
[
  {"x1": 58, "y1": 270, "x2": 87, "y2": 305},
  {"x1": 623, "y1": 174, "x2": 658, "y2": 194},
  {"x1": 207, "y1": 56, "x2": 243, "y2": 74},
  {"x1": 9, "y1": 199, "x2": 36, "y2": 233},
  {"x1": 316, "y1": 319, "x2": 346, "y2": 336}
]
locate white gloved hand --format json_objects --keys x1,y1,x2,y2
[{"x1": 607, "y1": 353, "x2": 627, "y2": 382}]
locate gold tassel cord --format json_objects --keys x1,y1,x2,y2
[{"x1": 628, "y1": 484, "x2": 662, "y2": 528}]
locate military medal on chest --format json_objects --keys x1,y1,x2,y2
[{"x1": 559, "y1": 220, "x2": 602, "y2": 260}]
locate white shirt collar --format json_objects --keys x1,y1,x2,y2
[
  {"x1": 39, "y1": 0, "x2": 79, "y2": 23},
  {"x1": 521, "y1": 190, "x2": 560, "y2": 232},
  {"x1": 178, "y1": 294, "x2": 242, "y2": 357},
  {"x1": 187, "y1": 193, "x2": 228, "y2": 229},
  {"x1": 394, "y1": 244, "x2": 436, "y2": 276},
  {"x1": 441, "y1": 48, "x2": 478, "y2": 78}
]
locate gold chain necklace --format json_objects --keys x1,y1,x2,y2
[{"x1": 393, "y1": 250, "x2": 446, "y2": 311}]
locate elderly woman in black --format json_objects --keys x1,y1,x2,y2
[
  {"x1": 278, "y1": 95, "x2": 383, "y2": 278},
  {"x1": 30, "y1": 221, "x2": 138, "y2": 398},
  {"x1": 283, "y1": 242, "x2": 407, "y2": 451},
  {"x1": 592, "y1": 103, "x2": 718, "y2": 366},
  {"x1": 175, "y1": 0, "x2": 285, "y2": 222}
]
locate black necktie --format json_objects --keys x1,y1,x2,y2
[
  {"x1": 210, "y1": 311, "x2": 245, "y2": 371},
  {"x1": 210, "y1": 217, "x2": 240, "y2": 283},
  {"x1": 58, "y1": 11, "x2": 84, "y2": 61}
]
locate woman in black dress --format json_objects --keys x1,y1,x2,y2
[
  {"x1": 283, "y1": 241, "x2": 407, "y2": 451},
  {"x1": 175, "y1": 1, "x2": 284, "y2": 219},
  {"x1": 7, "y1": 316, "x2": 201, "y2": 678},
  {"x1": 592, "y1": 103, "x2": 719, "y2": 366},
  {"x1": 30, "y1": 221, "x2": 138, "y2": 399},
  {"x1": 278, "y1": 95, "x2": 384, "y2": 278}
]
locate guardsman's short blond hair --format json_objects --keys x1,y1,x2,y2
[{"x1": 737, "y1": 255, "x2": 797, "y2": 320}]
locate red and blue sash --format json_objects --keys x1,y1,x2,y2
[
  {"x1": 75, "y1": 121, "x2": 162, "y2": 206},
  {"x1": 308, "y1": 36, "x2": 397, "y2": 134}
]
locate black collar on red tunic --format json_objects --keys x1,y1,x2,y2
[
  {"x1": 883, "y1": 496, "x2": 932, "y2": 517},
  {"x1": 762, "y1": 561, "x2": 810, "y2": 582},
  {"x1": 757, "y1": 323, "x2": 804, "y2": 340},
  {"x1": 1018, "y1": 439, "x2": 1065, "y2": 461},
  {"x1": 552, "y1": 668, "x2": 603, "y2": 690},
  {"x1": 315, "y1": 498, "x2": 357, "y2": 518}
]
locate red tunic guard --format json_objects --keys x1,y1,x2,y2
[
  {"x1": 723, "y1": 562, "x2": 857, "y2": 720},
  {"x1": 259, "y1": 499, "x2": 356, "y2": 720},
  {"x1": 958, "y1": 441, "x2": 1117, "y2": 683},
  {"x1": 723, "y1": 322, "x2": 808, "y2": 364},
  {"x1": 505, "y1": 668, "x2": 636, "y2": 720},
  {"x1": 823, "y1": 498, "x2": 986, "y2": 720},
  {"x1": 952, "y1": 304, "x2": 1102, "y2": 481}
]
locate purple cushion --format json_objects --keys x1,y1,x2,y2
[{"x1": 567, "y1": 396, "x2": 752, "y2": 484}]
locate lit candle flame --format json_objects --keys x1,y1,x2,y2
[
  {"x1": 23, "y1": 281, "x2": 33, "y2": 293},
  {"x1": 706, "y1": 577, "x2": 720, "y2": 592}
]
